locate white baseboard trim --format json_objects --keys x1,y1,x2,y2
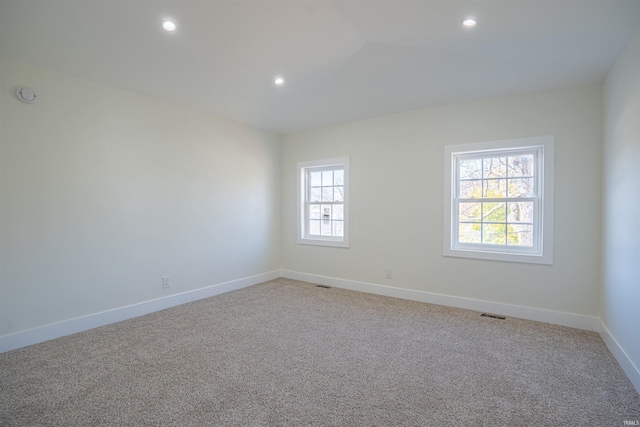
[
  {"x1": 281, "y1": 269, "x2": 600, "y2": 331},
  {"x1": 0, "y1": 270, "x2": 280, "y2": 353},
  {"x1": 599, "y1": 321, "x2": 640, "y2": 395}
]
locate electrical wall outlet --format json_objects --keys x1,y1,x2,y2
[
  {"x1": 384, "y1": 268, "x2": 392, "y2": 279},
  {"x1": 162, "y1": 276, "x2": 170, "y2": 289}
]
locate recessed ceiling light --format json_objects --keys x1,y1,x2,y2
[
  {"x1": 274, "y1": 77, "x2": 284, "y2": 86},
  {"x1": 462, "y1": 17, "x2": 477, "y2": 28},
  {"x1": 162, "y1": 20, "x2": 176, "y2": 32}
]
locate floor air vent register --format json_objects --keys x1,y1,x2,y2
[{"x1": 481, "y1": 313, "x2": 507, "y2": 320}]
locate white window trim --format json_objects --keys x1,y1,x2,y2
[
  {"x1": 443, "y1": 136, "x2": 554, "y2": 265},
  {"x1": 297, "y1": 157, "x2": 350, "y2": 248}
]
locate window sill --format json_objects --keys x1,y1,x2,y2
[
  {"x1": 297, "y1": 236, "x2": 349, "y2": 248},
  {"x1": 443, "y1": 247, "x2": 552, "y2": 265}
]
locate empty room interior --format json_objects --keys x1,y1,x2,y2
[{"x1": 1, "y1": 0, "x2": 639, "y2": 425}]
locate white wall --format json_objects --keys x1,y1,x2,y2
[
  {"x1": 0, "y1": 56, "x2": 281, "y2": 339},
  {"x1": 0, "y1": 56, "x2": 608, "y2": 352},
  {"x1": 282, "y1": 85, "x2": 602, "y2": 320},
  {"x1": 602, "y1": 29, "x2": 640, "y2": 389}
]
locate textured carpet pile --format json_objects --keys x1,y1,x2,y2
[{"x1": 1, "y1": 278, "x2": 639, "y2": 426}]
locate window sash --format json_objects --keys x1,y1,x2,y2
[
  {"x1": 304, "y1": 203, "x2": 344, "y2": 238},
  {"x1": 304, "y1": 165, "x2": 344, "y2": 239},
  {"x1": 451, "y1": 147, "x2": 543, "y2": 255},
  {"x1": 297, "y1": 157, "x2": 349, "y2": 248},
  {"x1": 453, "y1": 198, "x2": 540, "y2": 252}
]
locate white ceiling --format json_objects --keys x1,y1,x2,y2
[{"x1": 1, "y1": 0, "x2": 639, "y2": 135}]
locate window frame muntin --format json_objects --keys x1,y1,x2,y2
[
  {"x1": 304, "y1": 164, "x2": 345, "y2": 240},
  {"x1": 443, "y1": 136, "x2": 554, "y2": 265},
  {"x1": 452, "y1": 146, "x2": 542, "y2": 255},
  {"x1": 297, "y1": 157, "x2": 350, "y2": 248}
]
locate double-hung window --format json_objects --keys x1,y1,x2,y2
[
  {"x1": 444, "y1": 136, "x2": 554, "y2": 264},
  {"x1": 297, "y1": 158, "x2": 349, "y2": 247}
]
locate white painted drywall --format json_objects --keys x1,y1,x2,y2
[
  {"x1": 0, "y1": 56, "x2": 281, "y2": 337},
  {"x1": 602, "y1": 29, "x2": 640, "y2": 379},
  {"x1": 282, "y1": 85, "x2": 602, "y2": 317}
]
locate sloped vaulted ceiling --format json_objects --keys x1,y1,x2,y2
[{"x1": 1, "y1": 0, "x2": 639, "y2": 134}]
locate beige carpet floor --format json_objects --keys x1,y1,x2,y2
[{"x1": 1, "y1": 278, "x2": 639, "y2": 426}]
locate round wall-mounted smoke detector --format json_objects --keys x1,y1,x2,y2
[{"x1": 16, "y1": 87, "x2": 37, "y2": 103}]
